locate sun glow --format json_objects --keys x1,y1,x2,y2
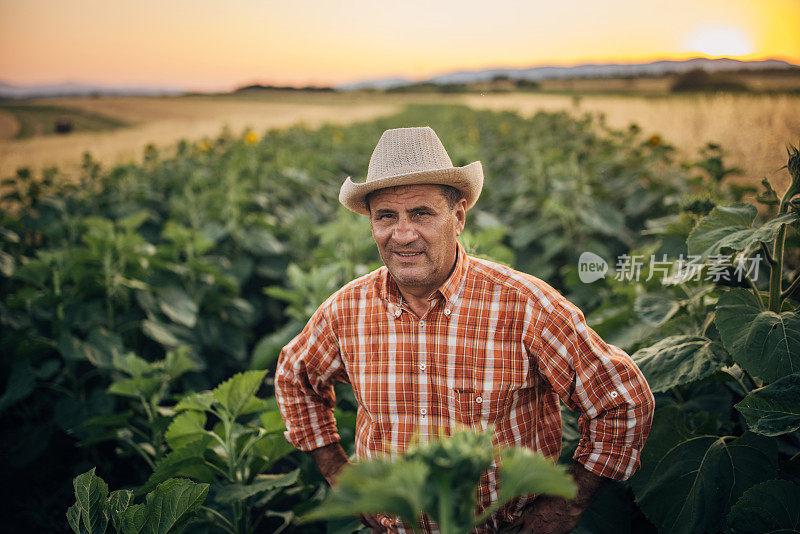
[{"x1": 684, "y1": 25, "x2": 755, "y2": 57}]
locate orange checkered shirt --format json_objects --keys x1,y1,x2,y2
[{"x1": 275, "y1": 244, "x2": 654, "y2": 532}]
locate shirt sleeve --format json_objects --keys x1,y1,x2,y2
[
  {"x1": 274, "y1": 304, "x2": 348, "y2": 451},
  {"x1": 528, "y1": 295, "x2": 655, "y2": 481}
]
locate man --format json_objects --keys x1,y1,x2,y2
[{"x1": 275, "y1": 126, "x2": 655, "y2": 533}]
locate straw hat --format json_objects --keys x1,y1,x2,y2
[{"x1": 339, "y1": 126, "x2": 483, "y2": 216}]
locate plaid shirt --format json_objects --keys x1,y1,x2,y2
[{"x1": 275, "y1": 244, "x2": 654, "y2": 532}]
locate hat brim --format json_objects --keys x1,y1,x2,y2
[{"x1": 339, "y1": 161, "x2": 483, "y2": 216}]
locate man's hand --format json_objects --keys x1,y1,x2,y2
[
  {"x1": 514, "y1": 463, "x2": 607, "y2": 534},
  {"x1": 308, "y1": 443, "x2": 390, "y2": 532}
]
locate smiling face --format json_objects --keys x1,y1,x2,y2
[{"x1": 368, "y1": 185, "x2": 466, "y2": 299}]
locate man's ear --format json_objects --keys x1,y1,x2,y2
[{"x1": 454, "y1": 198, "x2": 467, "y2": 236}]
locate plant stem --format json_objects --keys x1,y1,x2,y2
[
  {"x1": 202, "y1": 506, "x2": 237, "y2": 534},
  {"x1": 769, "y1": 225, "x2": 786, "y2": 312},
  {"x1": 741, "y1": 271, "x2": 762, "y2": 304},
  {"x1": 770, "y1": 176, "x2": 800, "y2": 311}
]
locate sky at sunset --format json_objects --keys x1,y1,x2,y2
[{"x1": 1, "y1": 0, "x2": 798, "y2": 91}]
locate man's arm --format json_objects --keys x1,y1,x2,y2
[
  {"x1": 308, "y1": 443, "x2": 385, "y2": 532},
  {"x1": 517, "y1": 463, "x2": 606, "y2": 534}
]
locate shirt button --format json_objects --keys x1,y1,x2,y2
[
  {"x1": 475, "y1": 396, "x2": 483, "y2": 404},
  {"x1": 394, "y1": 309, "x2": 401, "y2": 317},
  {"x1": 444, "y1": 308, "x2": 451, "y2": 316},
  {"x1": 418, "y1": 320, "x2": 425, "y2": 327},
  {"x1": 419, "y1": 363, "x2": 426, "y2": 371},
  {"x1": 420, "y1": 408, "x2": 427, "y2": 415},
  {"x1": 610, "y1": 391, "x2": 618, "y2": 399}
]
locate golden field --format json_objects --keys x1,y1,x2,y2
[{"x1": 1, "y1": 90, "x2": 798, "y2": 194}]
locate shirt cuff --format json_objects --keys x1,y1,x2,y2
[{"x1": 573, "y1": 439, "x2": 642, "y2": 481}]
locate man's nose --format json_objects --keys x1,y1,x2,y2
[{"x1": 391, "y1": 217, "x2": 418, "y2": 244}]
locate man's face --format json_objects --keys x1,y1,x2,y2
[{"x1": 368, "y1": 185, "x2": 466, "y2": 296}]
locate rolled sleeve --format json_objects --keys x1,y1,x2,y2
[
  {"x1": 274, "y1": 306, "x2": 347, "y2": 451},
  {"x1": 532, "y1": 297, "x2": 655, "y2": 481}
]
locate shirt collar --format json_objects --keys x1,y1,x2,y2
[{"x1": 380, "y1": 242, "x2": 470, "y2": 306}]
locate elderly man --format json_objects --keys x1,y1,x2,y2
[{"x1": 275, "y1": 126, "x2": 654, "y2": 533}]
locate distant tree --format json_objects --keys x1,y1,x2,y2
[{"x1": 671, "y1": 69, "x2": 748, "y2": 92}]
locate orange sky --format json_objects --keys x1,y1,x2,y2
[{"x1": 1, "y1": 0, "x2": 798, "y2": 90}]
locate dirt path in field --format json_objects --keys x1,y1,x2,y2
[
  {"x1": 0, "y1": 97, "x2": 401, "y2": 178},
  {"x1": 459, "y1": 93, "x2": 800, "y2": 194}
]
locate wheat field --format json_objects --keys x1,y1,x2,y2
[{"x1": 1, "y1": 91, "x2": 798, "y2": 193}]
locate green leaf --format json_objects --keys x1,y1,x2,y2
[
  {"x1": 67, "y1": 503, "x2": 82, "y2": 534},
  {"x1": 735, "y1": 373, "x2": 800, "y2": 436},
  {"x1": 715, "y1": 288, "x2": 800, "y2": 382},
  {"x1": 727, "y1": 479, "x2": 800, "y2": 533},
  {"x1": 107, "y1": 490, "x2": 134, "y2": 532},
  {"x1": 120, "y1": 503, "x2": 147, "y2": 534},
  {"x1": 72, "y1": 468, "x2": 110, "y2": 534},
  {"x1": 112, "y1": 352, "x2": 154, "y2": 378},
  {"x1": 139, "y1": 438, "x2": 215, "y2": 495},
  {"x1": 253, "y1": 433, "x2": 295, "y2": 464},
  {"x1": 140, "y1": 478, "x2": 209, "y2": 534},
  {"x1": 212, "y1": 369, "x2": 267, "y2": 418},
  {"x1": 142, "y1": 319, "x2": 181, "y2": 348},
  {"x1": 634, "y1": 292, "x2": 680, "y2": 327},
  {"x1": 213, "y1": 469, "x2": 299, "y2": 503},
  {"x1": 687, "y1": 203, "x2": 798, "y2": 258},
  {"x1": 260, "y1": 411, "x2": 287, "y2": 434},
  {"x1": 165, "y1": 411, "x2": 207, "y2": 450},
  {"x1": 108, "y1": 377, "x2": 162, "y2": 399},
  {"x1": 87, "y1": 328, "x2": 126, "y2": 368},
  {"x1": 173, "y1": 392, "x2": 215, "y2": 413},
  {"x1": 250, "y1": 321, "x2": 303, "y2": 370},
  {"x1": 572, "y1": 482, "x2": 632, "y2": 534},
  {"x1": 163, "y1": 347, "x2": 196, "y2": 379},
  {"x1": 631, "y1": 421, "x2": 777, "y2": 534},
  {"x1": 631, "y1": 335, "x2": 730, "y2": 393},
  {"x1": 0, "y1": 359, "x2": 35, "y2": 414},
  {"x1": 158, "y1": 287, "x2": 198, "y2": 328},
  {"x1": 492, "y1": 447, "x2": 576, "y2": 512},
  {"x1": 302, "y1": 457, "x2": 428, "y2": 526}
]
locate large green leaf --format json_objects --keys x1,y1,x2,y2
[
  {"x1": 158, "y1": 287, "x2": 198, "y2": 328},
  {"x1": 687, "y1": 203, "x2": 798, "y2": 258},
  {"x1": 212, "y1": 369, "x2": 267, "y2": 418},
  {"x1": 634, "y1": 291, "x2": 680, "y2": 327},
  {"x1": 164, "y1": 411, "x2": 207, "y2": 450},
  {"x1": 253, "y1": 433, "x2": 295, "y2": 465},
  {"x1": 213, "y1": 469, "x2": 299, "y2": 503},
  {"x1": 631, "y1": 409, "x2": 778, "y2": 533},
  {"x1": 727, "y1": 479, "x2": 800, "y2": 533},
  {"x1": 120, "y1": 504, "x2": 147, "y2": 534},
  {"x1": 572, "y1": 482, "x2": 632, "y2": 534},
  {"x1": 632, "y1": 335, "x2": 730, "y2": 393},
  {"x1": 735, "y1": 373, "x2": 800, "y2": 436},
  {"x1": 139, "y1": 478, "x2": 209, "y2": 534},
  {"x1": 302, "y1": 457, "x2": 429, "y2": 527},
  {"x1": 72, "y1": 468, "x2": 109, "y2": 534},
  {"x1": 138, "y1": 438, "x2": 215, "y2": 495},
  {"x1": 715, "y1": 288, "x2": 800, "y2": 382},
  {"x1": 107, "y1": 490, "x2": 134, "y2": 532},
  {"x1": 488, "y1": 446, "x2": 575, "y2": 516}
]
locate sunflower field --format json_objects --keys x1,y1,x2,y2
[{"x1": 1, "y1": 104, "x2": 798, "y2": 533}]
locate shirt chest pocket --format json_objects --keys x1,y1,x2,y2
[
  {"x1": 452, "y1": 387, "x2": 511, "y2": 428},
  {"x1": 449, "y1": 335, "x2": 527, "y2": 429}
]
